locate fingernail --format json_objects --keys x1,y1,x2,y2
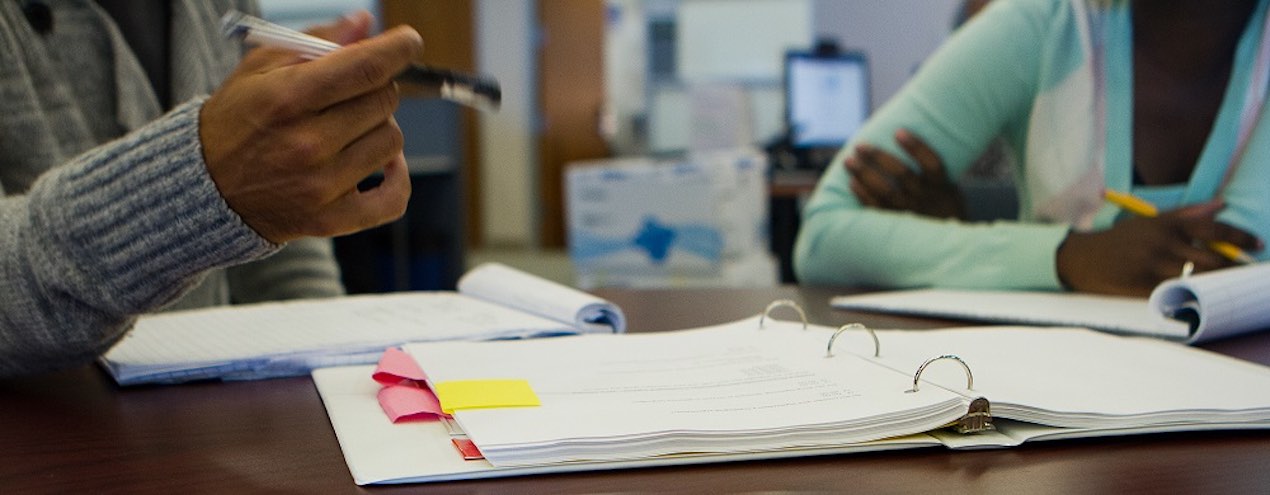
[
  {"x1": 398, "y1": 26, "x2": 423, "y2": 45},
  {"x1": 384, "y1": 25, "x2": 422, "y2": 46}
]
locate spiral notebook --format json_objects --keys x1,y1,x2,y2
[
  {"x1": 313, "y1": 306, "x2": 1270, "y2": 485},
  {"x1": 101, "y1": 263, "x2": 625, "y2": 385},
  {"x1": 832, "y1": 262, "x2": 1270, "y2": 344}
]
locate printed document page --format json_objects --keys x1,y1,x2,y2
[
  {"x1": 405, "y1": 319, "x2": 970, "y2": 466},
  {"x1": 861, "y1": 327, "x2": 1270, "y2": 429}
]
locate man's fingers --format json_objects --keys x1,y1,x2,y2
[
  {"x1": 234, "y1": 45, "x2": 309, "y2": 74},
  {"x1": 305, "y1": 10, "x2": 374, "y2": 45},
  {"x1": 328, "y1": 118, "x2": 406, "y2": 187},
  {"x1": 311, "y1": 84, "x2": 400, "y2": 153},
  {"x1": 233, "y1": 11, "x2": 379, "y2": 78},
  {"x1": 316, "y1": 154, "x2": 412, "y2": 237},
  {"x1": 288, "y1": 25, "x2": 422, "y2": 111}
]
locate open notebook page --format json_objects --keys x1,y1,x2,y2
[
  {"x1": 102, "y1": 293, "x2": 572, "y2": 384},
  {"x1": 102, "y1": 263, "x2": 623, "y2": 385},
  {"x1": 1148, "y1": 262, "x2": 1270, "y2": 343},
  {"x1": 459, "y1": 262, "x2": 625, "y2": 332},
  {"x1": 832, "y1": 289, "x2": 1190, "y2": 340}
]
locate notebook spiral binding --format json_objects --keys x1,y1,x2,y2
[{"x1": 760, "y1": 300, "x2": 994, "y2": 434}]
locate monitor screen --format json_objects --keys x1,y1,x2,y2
[{"x1": 784, "y1": 51, "x2": 870, "y2": 149}]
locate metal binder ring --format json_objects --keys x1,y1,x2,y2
[
  {"x1": 825, "y1": 323, "x2": 879, "y2": 358},
  {"x1": 906, "y1": 354, "x2": 973, "y2": 393},
  {"x1": 758, "y1": 299, "x2": 808, "y2": 330}
]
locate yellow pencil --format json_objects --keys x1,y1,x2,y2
[
  {"x1": 1103, "y1": 189, "x2": 1255, "y2": 264},
  {"x1": 1103, "y1": 189, "x2": 1158, "y2": 217}
]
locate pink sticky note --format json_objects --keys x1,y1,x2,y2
[
  {"x1": 377, "y1": 382, "x2": 446, "y2": 422},
  {"x1": 372, "y1": 347, "x2": 429, "y2": 386}
]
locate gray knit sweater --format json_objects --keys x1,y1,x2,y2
[{"x1": 0, "y1": 1, "x2": 345, "y2": 377}]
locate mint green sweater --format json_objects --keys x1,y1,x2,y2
[{"x1": 795, "y1": 0, "x2": 1270, "y2": 289}]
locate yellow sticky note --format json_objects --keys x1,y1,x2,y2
[{"x1": 434, "y1": 379, "x2": 540, "y2": 414}]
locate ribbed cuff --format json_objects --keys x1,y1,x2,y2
[{"x1": 30, "y1": 97, "x2": 277, "y2": 310}]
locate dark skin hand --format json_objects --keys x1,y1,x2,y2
[
  {"x1": 200, "y1": 14, "x2": 422, "y2": 243},
  {"x1": 1061, "y1": 0, "x2": 1263, "y2": 295},
  {"x1": 845, "y1": 129, "x2": 966, "y2": 220},
  {"x1": 846, "y1": 130, "x2": 1262, "y2": 296},
  {"x1": 1057, "y1": 202, "x2": 1262, "y2": 297},
  {"x1": 847, "y1": 1, "x2": 1267, "y2": 295}
]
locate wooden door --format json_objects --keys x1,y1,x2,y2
[
  {"x1": 380, "y1": 0, "x2": 483, "y2": 247},
  {"x1": 536, "y1": 0, "x2": 610, "y2": 247}
]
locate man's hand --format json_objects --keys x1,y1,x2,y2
[
  {"x1": 1056, "y1": 201, "x2": 1262, "y2": 296},
  {"x1": 199, "y1": 18, "x2": 423, "y2": 243},
  {"x1": 845, "y1": 129, "x2": 966, "y2": 220}
]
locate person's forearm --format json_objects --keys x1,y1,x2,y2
[
  {"x1": 794, "y1": 202, "x2": 1068, "y2": 289},
  {"x1": 0, "y1": 99, "x2": 276, "y2": 377}
]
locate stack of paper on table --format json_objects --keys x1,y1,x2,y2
[
  {"x1": 832, "y1": 262, "x2": 1270, "y2": 344},
  {"x1": 101, "y1": 263, "x2": 625, "y2": 385},
  {"x1": 313, "y1": 316, "x2": 1270, "y2": 484}
]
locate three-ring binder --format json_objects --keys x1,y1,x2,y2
[
  {"x1": 826, "y1": 323, "x2": 879, "y2": 357},
  {"x1": 759, "y1": 299, "x2": 808, "y2": 330},
  {"x1": 762, "y1": 298, "x2": 994, "y2": 435},
  {"x1": 903, "y1": 354, "x2": 993, "y2": 433}
]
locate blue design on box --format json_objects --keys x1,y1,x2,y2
[
  {"x1": 571, "y1": 215, "x2": 723, "y2": 265},
  {"x1": 633, "y1": 217, "x2": 676, "y2": 261}
]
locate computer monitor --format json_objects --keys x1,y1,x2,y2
[{"x1": 784, "y1": 51, "x2": 870, "y2": 149}]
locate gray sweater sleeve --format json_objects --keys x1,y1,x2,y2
[{"x1": 0, "y1": 98, "x2": 278, "y2": 377}]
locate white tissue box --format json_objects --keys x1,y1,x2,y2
[{"x1": 565, "y1": 149, "x2": 773, "y2": 288}]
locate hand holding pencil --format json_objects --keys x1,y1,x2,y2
[
  {"x1": 1103, "y1": 189, "x2": 1257, "y2": 264},
  {"x1": 1055, "y1": 190, "x2": 1262, "y2": 297}
]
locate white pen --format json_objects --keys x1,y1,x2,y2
[{"x1": 220, "y1": 11, "x2": 501, "y2": 112}]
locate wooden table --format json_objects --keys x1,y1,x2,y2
[{"x1": 4, "y1": 286, "x2": 1270, "y2": 494}]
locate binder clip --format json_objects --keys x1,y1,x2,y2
[
  {"x1": 825, "y1": 323, "x2": 879, "y2": 357},
  {"x1": 758, "y1": 299, "x2": 808, "y2": 330},
  {"x1": 906, "y1": 354, "x2": 993, "y2": 434},
  {"x1": 956, "y1": 397, "x2": 994, "y2": 434}
]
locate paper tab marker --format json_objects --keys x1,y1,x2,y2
[{"x1": 434, "y1": 379, "x2": 540, "y2": 414}]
